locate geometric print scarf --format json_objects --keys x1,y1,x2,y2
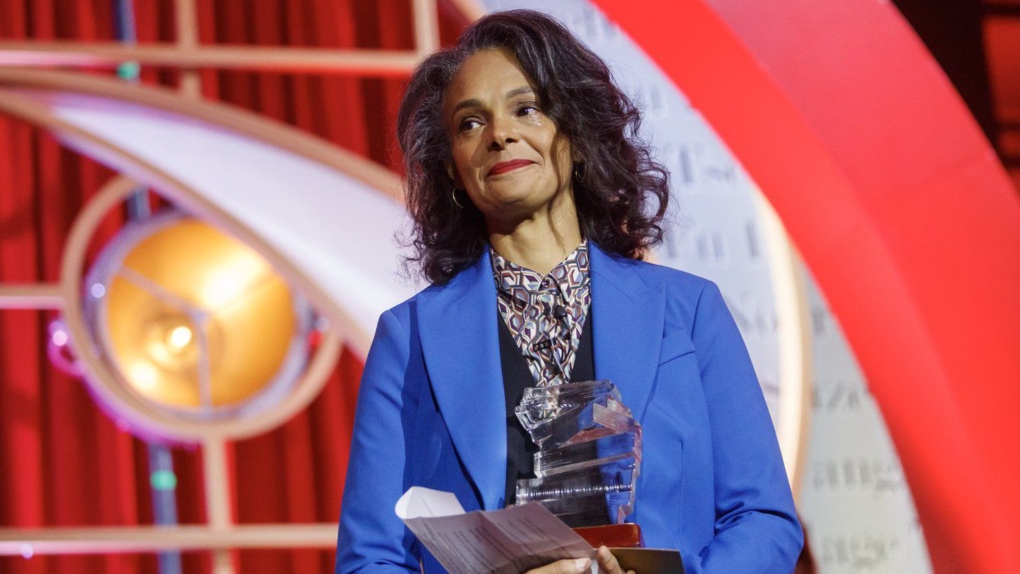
[{"x1": 491, "y1": 241, "x2": 591, "y2": 387}]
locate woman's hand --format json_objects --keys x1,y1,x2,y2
[
  {"x1": 524, "y1": 546, "x2": 636, "y2": 574},
  {"x1": 524, "y1": 557, "x2": 591, "y2": 574},
  {"x1": 596, "y1": 545, "x2": 636, "y2": 574}
]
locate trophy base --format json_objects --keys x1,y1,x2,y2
[{"x1": 572, "y1": 523, "x2": 643, "y2": 548}]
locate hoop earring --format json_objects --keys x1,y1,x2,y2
[{"x1": 451, "y1": 188, "x2": 466, "y2": 209}]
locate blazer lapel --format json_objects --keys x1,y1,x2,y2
[
  {"x1": 590, "y1": 245, "x2": 666, "y2": 421},
  {"x1": 417, "y1": 252, "x2": 506, "y2": 510}
]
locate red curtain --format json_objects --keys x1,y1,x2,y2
[{"x1": 0, "y1": 1, "x2": 468, "y2": 573}]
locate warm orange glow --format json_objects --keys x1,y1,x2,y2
[
  {"x1": 127, "y1": 361, "x2": 161, "y2": 395},
  {"x1": 166, "y1": 325, "x2": 193, "y2": 351},
  {"x1": 100, "y1": 217, "x2": 301, "y2": 411}
]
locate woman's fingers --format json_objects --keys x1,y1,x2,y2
[
  {"x1": 596, "y1": 545, "x2": 636, "y2": 574},
  {"x1": 525, "y1": 557, "x2": 592, "y2": 574},
  {"x1": 522, "y1": 546, "x2": 640, "y2": 574}
]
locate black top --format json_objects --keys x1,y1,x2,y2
[{"x1": 498, "y1": 309, "x2": 595, "y2": 506}]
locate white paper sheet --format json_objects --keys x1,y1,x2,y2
[{"x1": 395, "y1": 487, "x2": 597, "y2": 574}]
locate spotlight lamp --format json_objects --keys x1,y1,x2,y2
[
  {"x1": 71, "y1": 206, "x2": 333, "y2": 443},
  {"x1": 0, "y1": 63, "x2": 403, "y2": 561}
]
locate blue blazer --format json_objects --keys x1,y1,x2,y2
[{"x1": 336, "y1": 244, "x2": 802, "y2": 574}]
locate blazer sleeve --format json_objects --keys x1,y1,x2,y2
[
  {"x1": 684, "y1": 281, "x2": 804, "y2": 573},
  {"x1": 336, "y1": 308, "x2": 421, "y2": 574}
]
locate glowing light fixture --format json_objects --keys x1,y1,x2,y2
[{"x1": 82, "y1": 210, "x2": 313, "y2": 421}]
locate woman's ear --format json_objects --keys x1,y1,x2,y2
[{"x1": 446, "y1": 163, "x2": 461, "y2": 187}]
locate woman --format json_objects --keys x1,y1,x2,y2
[{"x1": 336, "y1": 10, "x2": 802, "y2": 574}]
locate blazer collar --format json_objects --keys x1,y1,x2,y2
[
  {"x1": 589, "y1": 245, "x2": 666, "y2": 422},
  {"x1": 417, "y1": 250, "x2": 506, "y2": 510},
  {"x1": 416, "y1": 244, "x2": 666, "y2": 509}
]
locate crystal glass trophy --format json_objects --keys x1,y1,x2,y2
[{"x1": 514, "y1": 380, "x2": 642, "y2": 546}]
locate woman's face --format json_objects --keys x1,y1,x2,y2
[{"x1": 444, "y1": 48, "x2": 575, "y2": 230}]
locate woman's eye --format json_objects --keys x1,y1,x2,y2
[
  {"x1": 458, "y1": 118, "x2": 482, "y2": 132},
  {"x1": 517, "y1": 103, "x2": 540, "y2": 116}
]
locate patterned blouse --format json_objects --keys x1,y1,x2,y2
[{"x1": 491, "y1": 241, "x2": 592, "y2": 386}]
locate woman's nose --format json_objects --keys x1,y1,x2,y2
[{"x1": 487, "y1": 114, "x2": 517, "y2": 150}]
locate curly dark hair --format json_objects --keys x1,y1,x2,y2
[{"x1": 397, "y1": 9, "x2": 670, "y2": 284}]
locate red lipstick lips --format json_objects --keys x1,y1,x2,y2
[{"x1": 487, "y1": 159, "x2": 533, "y2": 177}]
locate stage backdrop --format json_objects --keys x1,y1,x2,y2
[
  {"x1": 6, "y1": 1, "x2": 1015, "y2": 574},
  {"x1": 0, "y1": 1, "x2": 466, "y2": 573}
]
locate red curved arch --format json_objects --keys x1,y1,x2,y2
[{"x1": 590, "y1": 0, "x2": 1020, "y2": 572}]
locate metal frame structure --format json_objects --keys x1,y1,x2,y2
[{"x1": 0, "y1": 1, "x2": 438, "y2": 572}]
